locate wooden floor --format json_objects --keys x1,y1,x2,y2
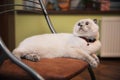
[{"x1": 72, "y1": 59, "x2": 120, "y2": 80}]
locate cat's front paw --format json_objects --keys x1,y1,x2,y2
[
  {"x1": 94, "y1": 56, "x2": 100, "y2": 64},
  {"x1": 89, "y1": 60, "x2": 98, "y2": 68},
  {"x1": 24, "y1": 54, "x2": 40, "y2": 62},
  {"x1": 91, "y1": 54, "x2": 100, "y2": 64}
]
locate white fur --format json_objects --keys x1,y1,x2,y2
[{"x1": 13, "y1": 19, "x2": 101, "y2": 68}]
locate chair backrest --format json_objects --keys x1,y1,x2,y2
[
  {"x1": 0, "y1": 0, "x2": 56, "y2": 50},
  {"x1": 0, "y1": 0, "x2": 57, "y2": 79}
]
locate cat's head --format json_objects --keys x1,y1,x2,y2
[{"x1": 73, "y1": 18, "x2": 99, "y2": 39}]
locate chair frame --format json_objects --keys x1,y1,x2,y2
[{"x1": 0, "y1": 0, "x2": 96, "y2": 80}]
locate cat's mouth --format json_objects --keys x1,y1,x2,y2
[{"x1": 79, "y1": 27, "x2": 87, "y2": 32}]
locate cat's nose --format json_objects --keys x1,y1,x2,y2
[
  {"x1": 78, "y1": 23, "x2": 83, "y2": 27},
  {"x1": 80, "y1": 25, "x2": 83, "y2": 27}
]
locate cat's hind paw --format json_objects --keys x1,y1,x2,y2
[
  {"x1": 13, "y1": 53, "x2": 22, "y2": 60},
  {"x1": 23, "y1": 54, "x2": 40, "y2": 62}
]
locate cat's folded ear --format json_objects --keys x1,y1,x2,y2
[{"x1": 93, "y1": 19, "x2": 97, "y2": 24}]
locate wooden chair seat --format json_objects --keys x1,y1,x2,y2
[{"x1": 0, "y1": 58, "x2": 88, "y2": 80}]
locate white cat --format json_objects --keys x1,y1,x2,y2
[{"x1": 13, "y1": 18, "x2": 101, "y2": 68}]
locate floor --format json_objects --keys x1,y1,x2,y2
[{"x1": 72, "y1": 58, "x2": 120, "y2": 80}]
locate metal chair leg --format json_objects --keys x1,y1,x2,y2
[{"x1": 88, "y1": 65, "x2": 96, "y2": 80}]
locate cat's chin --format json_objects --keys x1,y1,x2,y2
[{"x1": 73, "y1": 32, "x2": 94, "y2": 38}]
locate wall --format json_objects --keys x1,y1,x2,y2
[
  {"x1": 15, "y1": 14, "x2": 102, "y2": 46},
  {"x1": 15, "y1": 0, "x2": 119, "y2": 48},
  {"x1": 15, "y1": 0, "x2": 103, "y2": 46}
]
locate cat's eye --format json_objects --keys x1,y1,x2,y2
[
  {"x1": 78, "y1": 23, "x2": 81, "y2": 26},
  {"x1": 86, "y1": 22, "x2": 89, "y2": 25}
]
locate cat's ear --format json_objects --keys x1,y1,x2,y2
[{"x1": 93, "y1": 19, "x2": 97, "y2": 24}]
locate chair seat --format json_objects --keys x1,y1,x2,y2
[{"x1": 0, "y1": 58, "x2": 88, "y2": 80}]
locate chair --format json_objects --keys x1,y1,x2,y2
[{"x1": 0, "y1": 0, "x2": 96, "y2": 80}]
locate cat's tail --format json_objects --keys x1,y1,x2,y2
[{"x1": 12, "y1": 48, "x2": 23, "y2": 60}]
